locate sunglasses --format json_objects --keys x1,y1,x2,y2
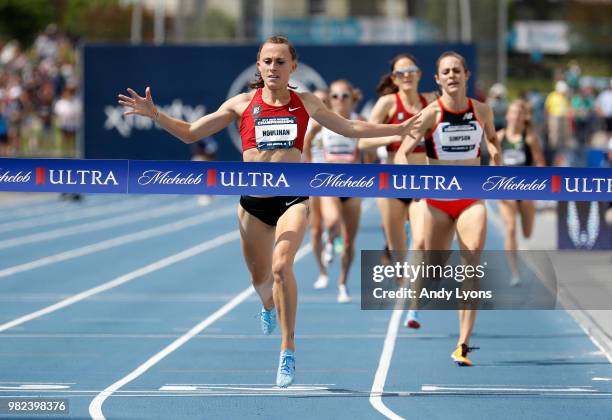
[
  {"x1": 392, "y1": 66, "x2": 419, "y2": 78},
  {"x1": 330, "y1": 92, "x2": 352, "y2": 100}
]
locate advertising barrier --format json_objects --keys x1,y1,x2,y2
[{"x1": 1, "y1": 158, "x2": 610, "y2": 202}]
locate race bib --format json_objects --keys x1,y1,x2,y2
[
  {"x1": 310, "y1": 135, "x2": 325, "y2": 163},
  {"x1": 503, "y1": 149, "x2": 527, "y2": 166},
  {"x1": 255, "y1": 116, "x2": 298, "y2": 150},
  {"x1": 325, "y1": 133, "x2": 358, "y2": 156},
  {"x1": 439, "y1": 122, "x2": 478, "y2": 152}
]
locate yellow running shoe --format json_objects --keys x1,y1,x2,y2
[{"x1": 451, "y1": 344, "x2": 478, "y2": 366}]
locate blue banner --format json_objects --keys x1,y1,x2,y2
[
  {"x1": 1, "y1": 159, "x2": 610, "y2": 201},
  {"x1": 0, "y1": 159, "x2": 127, "y2": 194}
]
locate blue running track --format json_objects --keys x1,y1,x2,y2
[{"x1": 0, "y1": 194, "x2": 610, "y2": 419}]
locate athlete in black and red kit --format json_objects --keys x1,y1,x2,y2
[
  {"x1": 118, "y1": 36, "x2": 418, "y2": 387},
  {"x1": 360, "y1": 54, "x2": 437, "y2": 329}
]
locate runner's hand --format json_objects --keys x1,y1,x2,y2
[
  {"x1": 118, "y1": 87, "x2": 159, "y2": 120},
  {"x1": 399, "y1": 112, "x2": 423, "y2": 137}
]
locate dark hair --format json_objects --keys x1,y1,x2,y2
[
  {"x1": 249, "y1": 36, "x2": 298, "y2": 90},
  {"x1": 330, "y1": 79, "x2": 363, "y2": 104},
  {"x1": 436, "y1": 51, "x2": 468, "y2": 74},
  {"x1": 376, "y1": 53, "x2": 419, "y2": 97}
]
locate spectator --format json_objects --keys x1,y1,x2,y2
[
  {"x1": 487, "y1": 83, "x2": 508, "y2": 131},
  {"x1": 545, "y1": 80, "x2": 571, "y2": 165},
  {"x1": 34, "y1": 24, "x2": 60, "y2": 61},
  {"x1": 35, "y1": 79, "x2": 55, "y2": 149},
  {"x1": 571, "y1": 84, "x2": 595, "y2": 146},
  {"x1": 53, "y1": 82, "x2": 81, "y2": 157},
  {"x1": 595, "y1": 78, "x2": 612, "y2": 141},
  {"x1": 0, "y1": 102, "x2": 9, "y2": 157},
  {"x1": 525, "y1": 89, "x2": 546, "y2": 142},
  {"x1": 565, "y1": 60, "x2": 582, "y2": 91}
]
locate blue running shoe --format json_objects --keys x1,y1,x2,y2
[
  {"x1": 276, "y1": 350, "x2": 295, "y2": 388},
  {"x1": 260, "y1": 307, "x2": 276, "y2": 335}
]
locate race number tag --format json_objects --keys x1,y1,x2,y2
[
  {"x1": 255, "y1": 117, "x2": 298, "y2": 150},
  {"x1": 440, "y1": 122, "x2": 478, "y2": 152},
  {"x1": 503, "y1": 149, "x2": 527, "y2": 166},
  {"x1": 324, "y1": 133, "x2": 358, "y2": 156}
]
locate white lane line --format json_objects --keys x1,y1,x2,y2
[
  {"x1": 4, "y1": 389, "x2": 612, "y2": 397},
  {"x1": 0, "y1": 195, "x2": 121, "y2": 220},
  {"x1": 89, "y1": 243, "x2": 312, "y2": 420},
  {"x1": 0, "y1": 384, "x2": 71, "y2": 390},
  {"x1": 0, "y1": 194, "x2": 59, "y2": 211},
  {"x1": 487, "y1": 201, "x2": 612, "y2": 364},
  {"x1": 163, "y1": 383, "x2": 336, "y2": 386},
  {"x1": 89, "y1": 287, "x2": 255, "y2": 420},
  {"x1": 0, "y1": 196, "x2": 166, "y2": 234},
  {"x1": 0, "y1": 204, "x2": 236, "y2": 278},
  {"x1": 0, "y1": 230, "x2": 240, "y2": 333},
  {"x1": 567, "y1": 310, "x2": 612, "y2": 364},
  {"x1": 369, "y1": 309, "x2": 404, "y2": 420},
  {"x1": 159, "y1": 385, "x2": 330, "y2": 392},
  {"x1": 0, "y1": 199, "x2": 203, "y2": 250},
  {"x1": 0, "y1": 382, "x2": 75, "y2": 385},
  {"x1": 0, "y1": 333, "x2": 449, "y2": 339},
  {"x1": 421, "y1": 385, "x2": 595, "y2": 392},
  {"x1": 366, "y1": 195, "x2": 406, "y2": 420}
]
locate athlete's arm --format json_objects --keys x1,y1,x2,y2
[
  {"x1": 118, "y1": 87, "x2": 249, "y2": 144},
  {"x1": 300, "y1": 91, "x2": 416, "y2": 139},
  {"x1": 526, "y1": 130, "x2": 546, "y2": 166},
  {"x1": 395, "y1": 106, "x2": 436, "y2": 164},
  {"x1": 359, "y1": 95, "x2": 401, "y2": 150},
  {"x1": 303, "y1": 120, "x2": 322, "y2": 162},
  {"x1": 495, "y1": 128, "x2": 505, "y2": 152},
  {"x1": 476, "y1": 101, "x2": 501, "y2": 166}
]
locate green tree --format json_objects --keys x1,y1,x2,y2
[
  {"x1": 187, "y1": 8, "x2": 236, "y2": 41},
  {"x1": 0, "y1": 0, "x2": 55, "y2": 46}
]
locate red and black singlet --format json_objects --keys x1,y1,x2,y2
[
  {"x1": 385, "y1": 93, "x2": 428, "y2": 153},
  {"x1": 239, "y1": 89, "x2": 310, "y2": 152}
]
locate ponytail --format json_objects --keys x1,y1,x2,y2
[
  {"x1": 376, "y1": 53, "x2": 420, "y2": 97},
  {"x1": 376, "y1": 74, "x2": 398, "y2": 96}
]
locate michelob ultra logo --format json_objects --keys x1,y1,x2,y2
[
  {"x1": 552, "y1": 175, "x2": 612, "y2": 194},
  {"x1": 205, "y1": 170, "x2": 290, "y2": 188},
  {"x1": 35, "y1": 168, "x2": 118, "y2": 185},
  {"x1": 379, "y1": 172, "x2": 462, "y2": 191},
  {"x1": 0, "y1": 169, "x2": 31, "y2": 183}
]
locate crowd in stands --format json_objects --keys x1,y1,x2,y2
[
  {"x1": 0, "y1": 24, "x2": 81, "y2": 158},
  {"x1": 1, "y1": 26, "x2": 610, "y2": 170},
  {"x1": 486, "y1": 61, "x2": 612, "y2": 168}
]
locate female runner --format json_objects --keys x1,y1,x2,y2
[
  {"x1": 498, "y1": 99, "x2": 545, "y2": 285},
  {"x1": 305, "y1": 79, "x2": 364, "y2": 303},
  {"x1": 397, "y1": 51, "x2": 501, "y2": 366},
  {"x1": 360, "y1": 54, "x2": 436, "y2": 328},
  {"x1": 119, "y1": 36, "x2": 417, "y2": 386}
]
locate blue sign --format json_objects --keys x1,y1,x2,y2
[
  {"x1": 0, "y1": 158, "x2": 127, "y2": 193},
  {"x1": 2, "y1": 158, "x2": 611, "y2": 202},
  {"x1": 83, "y1": 44, "x2": 477, "y2": 162}
]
